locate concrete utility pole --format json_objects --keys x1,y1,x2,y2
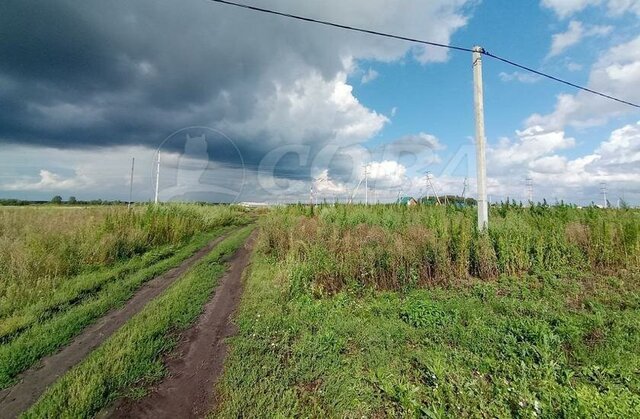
[
  {"x1": 128, "y1": 157, "x2": 135, "y2": 209},
  {"x1": 472, "y1": 46, "x2": 489, "y2": 230},
  {"x1": 154, "y1": 152, "x2": 161, "y2": 204}
]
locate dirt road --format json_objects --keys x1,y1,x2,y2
[
  {"x1": 0, "y1": 233, "x2": 230, "y2": 419},
  {"x1": 107, "y1": 232, "x2": 255, "y2": 419}
]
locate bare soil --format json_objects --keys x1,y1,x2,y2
[
  {"x1": 105, "y1": 232, "x2": 255, "y2": 419},
  {"x1": 0, "y1": 233, "x2": 230, "y2": 419}
]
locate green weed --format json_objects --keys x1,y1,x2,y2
[{"x1": 214, "y1": 204, "x2": 640, "y2": 417}]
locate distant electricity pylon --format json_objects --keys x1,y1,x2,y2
[
  {"x1": 462, "y1": 177, "x2": 469, "y2": 200},
  {"x1": 425, "y1": 171, "x2": 441, "y2": 205},
  {"x1": 364, "y1": 164, "x2": 369, "y2": 205},
  {"x1": 349, "y1": 164, "x2": 369, "y2": 204},
  {"x1": 600, "y1": 182, "x2": 608, "y2": 208},
  {"x1": 526, "y1": 177, "x2": 533, "y2": 204},
  {"x1": 314, "y1": 175, "x2": 329, "y2": 204}
]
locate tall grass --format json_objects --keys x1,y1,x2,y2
[
  {"x1": 259, "y1": 204, "x2": 640, "y2": 294},
  {"x1": 215, "y1": 204, "x2": 640, "y2": 417},
  {"x1": 0, "y1": 204, "x2": 248, "y2": 317}
]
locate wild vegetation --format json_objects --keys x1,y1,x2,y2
[
  {"x1": 215, "y1": 204, "x2": 640, "y2": 417},
  {"x1": 0, "y1": 204, "x2": 249, "y2": 388},
  {"x1": 0, "y1": 204, "x2": 247, "y2": 316},
  {"x1": 260, "y1": 203, "x2": 638, "y2": 293}
]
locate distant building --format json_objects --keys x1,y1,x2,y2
[
  {"x1": 239, "y1": 201, "x2": 270, "y2": 208},
  {"x1": 398, "y1": 196, "x2": 418, "y2": 206}
]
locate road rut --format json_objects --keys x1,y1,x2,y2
[
  {"x1": 107, "y1": 232, "x2": 256, "y2": 419},
  {"x1": 0, "y1": 233, "x2": 230, "y2": 418}
]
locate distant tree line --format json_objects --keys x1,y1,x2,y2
[
  {"x1": 0, "y1": 197, "x2": 231, "y2": 207},
  {"x1": 419, "y1": 195, "x2": 477, "y2": 207},
  {"x1": 0, "y1": 197, "x2": 128, "y2": 206}
]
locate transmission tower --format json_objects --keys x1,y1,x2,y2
[
  {"x1": 462, "y1": 177, "x2": 469, "y2": 200},
  {"x1": 526, "y1": 177, "x2": 533, "y2": 204},
  {"x1": 600, "y1": 182, "x2": 608, "y2": 208},
  {"x1": 309, "y1": 182, "x2": 314, "y2": 206},
  {"x1": 364, "y1": 164, "x2": 369, "y2": 205},
  {"x1": 425, "y1": 172, "x2": 441, "y2": 205}
]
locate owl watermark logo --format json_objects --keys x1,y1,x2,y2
[{"x1": 152, "y1": 126, "x2": 245, "y2": 203}]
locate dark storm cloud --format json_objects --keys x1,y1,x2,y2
[
  {"x1": 0, "y1": 1, "x2": 323, "y2": 176},
  {"x1": 0, "y1": 2, "x2": 128, "y2": 90},
  {"x1": 0, "y1": 1, "x2": 263, "y2": 150},
  {"x1": 0, "y1": 0, "x2": 470, "y2": 188}
]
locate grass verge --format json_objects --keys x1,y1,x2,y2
[
  {"x1": 214, "y1": 229, "x2": 640, "y2": 417},
  {"x1": 0, "y1": 226, "x2": 234, "y2": 389},
  {"x1": 23, "y1": 225, "x2": 254, "y2": 418}
]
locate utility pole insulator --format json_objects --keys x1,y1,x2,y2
[{"x1": 472, "y1": 45, "x2": 489, "y2": 230}]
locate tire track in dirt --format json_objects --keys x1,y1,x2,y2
[
  {"x1": 105, "y1": 231, "x2": 256, "y2": 419},
  {"x1": 0, "y1": 232, "x2": 233, "y2": 419}
]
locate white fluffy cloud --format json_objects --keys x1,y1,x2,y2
[
  {"x1": 542, "y1": 0, "x2": 599, "y2": 17},
  {"x1": 527, "y1": 35, "x2": 640, "y2": 131},
  {"x1": 366, "y1": 160, "x2": 407, "y2": 184},
  {"x1": 499, "y1": 71, "x2": 541, "y2": 83},
  {"x1": 547, "y1": 20, "x2": 611, "y2": 58},
  {"x1": 542, "y1": 0, "x2": 640, "y2": 17},
  {"x1": 478, "y1": 121, "x2": 640, "y2": 203},
  {"x1": 221, "y1": 71, "x2": 388, "y2": 149},
  {"x1": 489, "y1": 126, "x2": 576, "y2": 169},
  {"x1": 0, "y1": 145, "x2": 155, "y2": 199},
  {"x1": 528, "y1": 155, "x2": 568, "y2": 173},
  {"x1": 361, "y1": 68, "x2": 379, "y2": 84},
  {"x1": 566, "y1": 61, "x2": 583, "y2": 71},
  {"x1": 594, "y1": 120, "x2": 640, "y2": 165},
  {"x1": 313, "y1": 169, "x2": 348, "y2": 195},
  {"x1": 3, "y1": 169, "x2": 93, "y2": 191},
  {"x1": 250, "y1": 120, "x2": 640, "y2": 204},
  {"x1": 549, "y1": 20, "x2": 585, "y2": 56}
]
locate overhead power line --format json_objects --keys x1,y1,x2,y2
[
  {"x1": 208, "y1": 0, "x2": 473, "y2": 53},
  {"x1": 481, "y1": 50, "x2": 640, "y2": 108},
  {"x1": 209, "y1": 0, "x2": 640, "y2": 109}
]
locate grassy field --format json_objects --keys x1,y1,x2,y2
[
  {"x1": 215, "y1": 204, "x2": 640, "y2": 417},
  {"x1": 24, "y1": 225, "x2": 254, "y2": 418},
  {"x1": 0, "y1": 204, "x2": 248, "y2": 315},
  {"x1": 0, "y1": 204, "x2": 249, "y2": 388}
]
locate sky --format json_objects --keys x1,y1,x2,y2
[{"x1": 1, "y1": 0, "x2": 639, "y2": 205}]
